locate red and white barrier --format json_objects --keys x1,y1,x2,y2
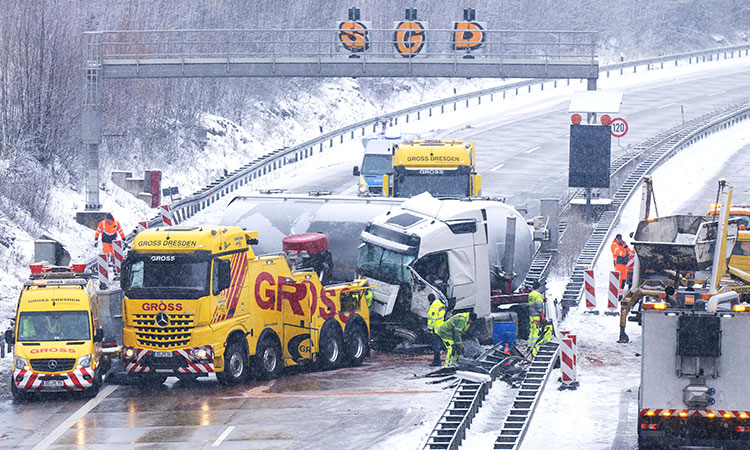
[
  {"x1": 97, "y1": 253, "x2": 109, "y2": 288},
  {"x1": 561, "y1": 330, "x2": 578, "y2": 378},
  {"x1": 607, "y1": 271, "x2": 621, "y2": 315},
  {"x1": 113, "y1": 240, "x2": 124, "y2": 275},
  {"x1": 583, "y1": 269, "x2": 598, "y2": 314},
  {"x1": 560, "y1": 334, "x2": 578, "y2": 389},
  {"x1": 159, "y1": 204, "x2": 174, "y2": 226},
  {"x1": 136, "y1": 221, "x2": 148, "y2": 233}
]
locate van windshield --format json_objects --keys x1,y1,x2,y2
[
  {"x1": 17, "y1": 311, "x2": 90, "y2": 342},
  {"x1": 357, "y1": 243, "x2": 414, "y2": 284},
  {"x1": 362, "y1": 154, "x2": 392, "y2": 176}
]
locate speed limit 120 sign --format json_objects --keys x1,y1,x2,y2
[{"x1": 610, "y1": 117, "x2": 628, "y2": 138}]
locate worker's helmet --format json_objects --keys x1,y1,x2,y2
[
  {"x1": 105, "y1": 213, "x2": 114, "y2": 221},
  {"x1": 427, "y1": 293, "x2": 436, "y2": 302},
  {"x1": 615, "y1": 233, "x2": 623, "y2": 240}
]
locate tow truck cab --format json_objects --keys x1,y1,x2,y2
[{"x1": 5, "y1": 264, "x2": 105, "y2": 400}]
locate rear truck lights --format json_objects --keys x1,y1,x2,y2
[
  {"x1": 737, "y1": 426, "x2": 750, "y2": 432},
  {"x1": 640, "y1": 424, "x2": 659, "y2": 430},
  {"x1": 77, "y1": 354, "x2": 92, "y2": 369},
  {"x1": 642, "y1": 302, "x2": 667, "y2": 310},
  {"x1": 14, "y1": 356, "x2": 28, "y2": 371}
]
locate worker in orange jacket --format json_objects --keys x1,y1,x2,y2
[
  {"x1": 611, "y1": 234, "x2": 634, "y2": 290},
  {"x1": 94, "y1": 213, "x2": 125, "y2": 255}
]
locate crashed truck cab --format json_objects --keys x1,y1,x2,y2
[
  {"x1": 5, "y1": 264, "x2": 108, "y2": 400},
  {"x1": 357, "y1": 193, "x2": 533, "y2": 343}
]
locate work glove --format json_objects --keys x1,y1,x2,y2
[
  {"x1": 456, "y1": 344, "x2": 464, "y2": 356},
  {"x1": 93, "y1": 240, "x2": 98, "y2": 248}
]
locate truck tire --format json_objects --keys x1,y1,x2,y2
[
  {"x1": 83, "y1": 369, "x2": 102, "y2": 398},
  {"x1": 318, "y1": 326, "x2": 344, "y2": 370},
  {"x1": 254, "y1": 337, "x2": 282, "y2": 380},
  {"x1": 345, "y1": 326, "x2": 368, "y2": 367},
  {"x1": 10, "y1": 376, "x2": 28, "y2": 402},
  {"x1": 218, "y1": 342, "x2": 251, "y2": 385}
]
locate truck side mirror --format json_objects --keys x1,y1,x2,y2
[
  {"x1": 94, "y1": 327, "x2": 104, "y2": 343},
  {"x1": 352, "y1": 166, "x2": 360, "y2": 176},
  {"x1": 217, "y1": 259, "x2": 232, "y2": 293},
  {"x1": 4, "y1": 328, "x2": 14, "y2": 345}
]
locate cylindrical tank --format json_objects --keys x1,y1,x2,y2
[{"x1": 220, "y1": 194, "x2": 534, "y2": 290}]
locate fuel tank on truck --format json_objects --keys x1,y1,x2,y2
[
  {"x1": 220, "y1": 194, "x2": 402, "y2": 280},
  {"x1": 220, "y1": 193, "x2": 534, "y2": 291}
]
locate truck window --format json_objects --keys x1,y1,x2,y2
[
  {"x1": 733, "y1": 241, "x2": 750, "y2": 256},
  {"x1": 17, "y1": 311, "x2": 90, "y2": 342},
  {"x1": 357, "y1": 243, "x2": 414, "y2": 284},
  {"x1": 123, "y1": 258, "x2": 210, "y2": 299},
  {"x1": 361, "y1": 154, "x2": 392, "y2": 176},
  {"x1": 394, "y1": 170, "x2": 470, "y2": 197}
]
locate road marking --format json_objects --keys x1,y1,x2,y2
[
  {"x1": 708, "y1": 90, "x2": 726, "y2": 96},
  {"x1": 490, "y1": 163, "x2": 505, "y2": 172},
  {"x1": 525, "y1": 146, "x2": 540, "y2": 154},
  {"x1": 212, "y1": 426, "x2": 235, "y2": 447},
  {"x1": 32, "y1": 384, "x2": 117, "y2": 450},
  {"x1": 657, "y1": 102, "x2": 676, "y2": 109}
]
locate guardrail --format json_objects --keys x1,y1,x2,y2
[{"x1": 129, "y1": 43, "x2": 750, "y2": 236}]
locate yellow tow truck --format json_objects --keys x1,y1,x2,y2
[
  {"x1": 383, "y1": 140, "x2": 481, "y2": 198},
  {"x1": 5, "y1": 264, "x2": 108, "y2": 400},
  {"x1": 120, "y1": 226, "x2": 370, "y2": 385}
]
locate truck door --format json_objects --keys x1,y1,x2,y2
[
  {"x1": 447, "y1": 248, "x2": 477, "y2": 310},
  {"x1": 409, "y1": 267, "x2": 446, "y2": 317},
  {"x1": 280, "y1": 279, "x2": 313, "y2": 364}
]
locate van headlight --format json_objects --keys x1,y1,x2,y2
[
  {"x1": 14, "y1": 356, "x2": 28, "y2": 371},
  {"x1": 359, "y1": 185, "x2": 368, "y2": 194},
  {"x1": 190, "y1": 348, "x2": 208, "y2": 360},
  {"x1": 77, "y1": 354, "x2": 92, "y2": 369}
]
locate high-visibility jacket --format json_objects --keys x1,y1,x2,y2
[
  {"x1": 611, "y1": 239, "x2": 633, "y2": 267},
  {"x1": 427, "y1": 297, "x2": 446, "y2": 332},
  {"x1": 528, "y1": 289, "x2": 544, "y2": 319},
  {"x1": 95, "y1": 219, "x2": 125, "y2": 244},
  {"x1": 437, "y1": 312, "x2": 471, "y2": 345}
]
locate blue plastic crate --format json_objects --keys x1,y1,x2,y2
[{"x1": 493, "y1": 321, "x2": 517, "y2": 347}]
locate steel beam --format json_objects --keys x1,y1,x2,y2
[{"x1": 100, "y1": 57, "x2": 599, "y2": 80}]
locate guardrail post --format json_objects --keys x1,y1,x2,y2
[
  {"x1": 528, "y1": 85, "x2": 532, "y2": 93},
  {"x1": 429, "y1": 107, "x2": 432, "y2": 117},
  {"x1": 417, "y1": 111, "x2": 421, "y2": 120},
  {"x1": 515, "y1": 87, "x2": 519, "y2": 95},
  {"x1": 660, "y1": 61, "x2": 664, "y2": 69},
  {"x1": 441, "y1": 105, "x2": 444, "y2": 113},
  {"x1": 465, "y1": 99, "x2": 469, "y2": 108},
  {"x1": 490, "y1": 93, "x2": 494, "y2": 101},
  {"x1": 319, "y1": 143, "x2": 323, "y2": 152},
  {"x1": 340, "y1": 135, "x2": 343, "y2": 143},
  {"x1": 406, "y1": 114, "x2": 409, "y2": 123},
  {"x1": 453, "y1": 102, "x2": 457, "y2": 111}
]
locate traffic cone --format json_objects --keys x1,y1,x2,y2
[{"x1": 503, "y1": 343, "x2": 510, "y2": 355}]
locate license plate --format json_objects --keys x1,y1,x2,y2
[
  {"x1": 154, "y1": 351, "x2": 172, "y2": 358},
  {"x1": 44, "y1": 380, "x2": 64, "y2": 387}
]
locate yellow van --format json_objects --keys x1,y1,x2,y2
[{"x1": 5, "y1": 264, "x2": 106, "y2": 400}]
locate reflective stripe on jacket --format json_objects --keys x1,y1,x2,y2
[
  {"x1": 528, "y1": 289, "x2": 544, "y2": 318},
  {"x1": 437, "y1": 312, "x2": 470, "y2": 344},
  {"x1": 95, "y1": 219, "x2": 125, "y2": 244},
  {"x1": 427, "y1": 298, "x2": 446, "y2": 331}
]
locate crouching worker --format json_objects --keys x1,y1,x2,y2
[
  {"x1": 437, "y1": 311, "x2": 476, "y2": 367},
  {"x1": 528, "y1": 280, "x2": 553, "y2": 357}
]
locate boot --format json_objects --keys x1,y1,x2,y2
[
  {"x1": 617, "y1": 326, "x2": 629, "y2": 344},
  {"x1": 430, "y1": 355, "x2": 442, "y2": 367}
]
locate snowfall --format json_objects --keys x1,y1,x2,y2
[{"x1": 0, "y1": 52, "x2": 749, "y2": 449}]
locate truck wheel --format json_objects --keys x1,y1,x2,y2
[
  {"x1": 83, "y1": 370, "x2": 102, "y2": 398},
  {"x1": 345, "y1": 326, "x2": 368, "y2": 367},
  {"x1": 10, "y1": 376, "x2": 28, "y2": 402},
  {"x1": 219, "y1": 342, "x2": 250, "y2": 385},
  {"x1": 318, "y1": 326, "x2": 344, "y2": 370},
  {"x1": 254, "y1": 337, "x2": 282, "y2": 380}
]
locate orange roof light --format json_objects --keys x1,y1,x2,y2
[
  {"x1": 646, "y1": 411, "x2": 656, "y2": 416},
  {"x1": 662, "y1": 411, "x2": 672, "y2": 417},
  {"x1": 707, "y1": 412, "x2": 716, "y2": 418},
  {"x1": 733, "y1": 305, "x2": 747, "y2": 313},
  {"x1": 740, "y1": 413, "x2": 749, "y2": 419},
  {"x1": 679, "y1": 411, "x2": 688, "y2": 418},
  {"x1": 723, "y1": 413, "x2": 733, "y2": 419}
]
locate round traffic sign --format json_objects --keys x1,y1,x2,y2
[
  {"x1": 610, "y1": 117, "x2": 628, "y2": 137},
  {"x1": 570, "y1": 113, "x2": 582, "y2": 125}
]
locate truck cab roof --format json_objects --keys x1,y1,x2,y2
[{"x1": 131, "y1": 226, "x2": 256, "y2": 255}]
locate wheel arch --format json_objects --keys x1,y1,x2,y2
[
  {"x1": 344, "y1": 314, "x2": 368, "y2": 340},
  {"x1": 255, "y1": 328, "x2": 281, "y2": 356}
]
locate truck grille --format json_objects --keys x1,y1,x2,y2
[
  {"x1": 133, "y1": 313, "x2": 195, "y2": 349},
  {"x1": 30, "y1": 358, "x2": 75, "y2": 372}
]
